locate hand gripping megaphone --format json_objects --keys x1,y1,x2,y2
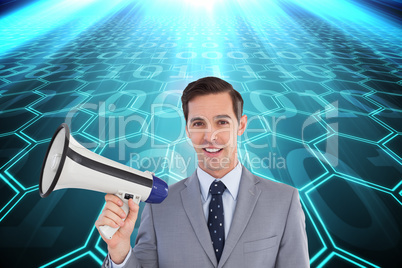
[{"x1": 39, "y1": 123, "x2": 168, "y2": 239}]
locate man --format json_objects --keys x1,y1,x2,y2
[{"x1": 96, "y1": 77, "x2": 310, "y2": 267}]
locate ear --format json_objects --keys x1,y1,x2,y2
[{"x1": 237, "y1": 114, "x2": 247, "y2": 136}]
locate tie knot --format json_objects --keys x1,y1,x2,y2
[{"x1": 209, "y1": 180, "x2": 226, "y2": 195}]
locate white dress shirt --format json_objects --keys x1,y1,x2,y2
[
  {"x1": 197, "y1": 161, "x2": 243, "y2": 239},
  {"x1": 111, "y1": 161, "x2": 243, "y2": 267}
]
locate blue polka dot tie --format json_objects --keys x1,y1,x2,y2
[{"x1": 208, "y1": 180, "x2": 226, "y2": 263}]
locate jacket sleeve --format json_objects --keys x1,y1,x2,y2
[
  {"x1": 275, "y1": 189, "x2": 310, "y2": 268},
  {"x1": 131, "y1": 203, "x2": 158, "y2": 267},
  {"x1": 101, "y1": 203, "x2": 159, "y2": 268}
]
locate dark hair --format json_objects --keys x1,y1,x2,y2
[{"x1": 181, "y1": 77, "x2": 244, "y2": 122}]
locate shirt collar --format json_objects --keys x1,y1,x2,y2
[{"x1": 197, "y1": 161, "x2": 243, "y2": 202}]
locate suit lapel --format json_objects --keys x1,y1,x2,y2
[
  {"x1": 218, "y1": 166, "x2": 261, "y2": 268},
  {"x1": 181, "y1": 172, "x2": 217, "y2": 267}
]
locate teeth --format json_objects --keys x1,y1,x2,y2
[{"x1": 205, "y1": 148, "x2": 221, "y2": 153}]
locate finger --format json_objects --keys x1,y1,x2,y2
[
  {"x1": 96, "y1": 215, "x2": 121, "y2": 229},
  {"x1": 105, "y1": 194, "x2": 123, "y2": 206},
  {"x1": 104, "y1": 201, "x2": 127, "y2": 219},
  {"x1": 100, "y1": 209, "x2": 125, "y2": 227},
  {"x1": 95, "y1": 211, "x2": 121, "y2": 229}
]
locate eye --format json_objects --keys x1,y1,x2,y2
[
  {"x1": 218, "y1": 120, "x2": 229, "y2": 125},
  {"x1": 192, "y1": 121, "x2": 204, "y2": 127}
]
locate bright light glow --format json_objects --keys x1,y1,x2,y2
[
  {"x1": 0, "y1": 0, "x2": 400, "y2": 59},
  {"x1": 0, "y1": 0, "x2": 133, "y2": 54},
  {"x1": 184, "y1": 0, "x2": 218, "y2": 11}
]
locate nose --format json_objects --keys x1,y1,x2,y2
[{"x1": 203, "y1": 126, "x2": 218, "y2": 144}]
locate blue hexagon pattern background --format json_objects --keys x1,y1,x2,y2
[{"x1": 0, "y1": 1, "x2": 401, "y2": 267}]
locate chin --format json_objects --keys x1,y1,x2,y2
[
  {"x1": 207, "y1": 161, "x2": 230, "y2": 171},
  {"x1": 206, "y1": 165, "x2": 223, "y2": 172}
]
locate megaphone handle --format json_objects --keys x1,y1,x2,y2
[{"x1": 99, "y1": 193, "x2": 141, "y2": 240}]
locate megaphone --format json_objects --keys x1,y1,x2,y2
[{"x1": 39, "y1": 123, "x2": 168, "y2": 239}]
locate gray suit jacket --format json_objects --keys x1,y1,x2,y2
[{"x1": 103, "y1": 166, "x2": 309, "y2": 268}]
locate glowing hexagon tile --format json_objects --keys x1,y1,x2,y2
[
  {"x1": 256, "y1": 69, "x2": 297, "y2": 83},
  {"x1": 0, "y1": 91, "x2": 43, "y2": 112},
  {"x1": 69, "y1": 63, "x2": 111, "y2": 77},
  {"x1": 125, "y1": 89, "x2": 179, "y2": 116},
  {"x1": 317, "y1": 252, "x2": 371, "y2": 268},
  {"x1": 21, "y1": 110, "x2": 93, "y2": 142},
  {"x1": 306, "y1": 175, "x2": 402, "y2": 267},
  {"x1": 363, "y1": 80, "x2": 402, "y2": 95},
  {"x1": 367, "y1": 92, "x2": 402, "y2": 112},
  {"x1": 220, "y1": 70, "x2": 259, "y2": 83},
  {"x1": 0, "y1": 134, "x2": 30, "y2": 170},
  {"x1": 0, "y1": 109, "x2": 38, "y2": 135},
  {"x1": 321, "y1": 92, "x2": 380, "y2": 115},
  {"x1": 319, "y1": 111, "x2": 392, "y2": 143},
  {"x1": 78, "y1": 80, "x2": 125, "y2": 95},
  {"x1": 315, "y1": 135, "x2": 402, "y2": 189},
  {"x1": 357, "y1": 64, "x2": 397, "y2": 74},
  {"x1": 323, "y1": 70, "x2": 366, "y2": 83},
  {"x1": 2, "y1": 71, "x2": 44, "y2": 84},
  {"x1": 372, "y1": 109, "x2": 402, "y2": 133},
  {"x1": 0, "y1": 188, "x2": 103, "y2": 267},
  {"x1": 276, "y1": 92, "x2": 329, "y2": 114},
  {"x1": 260, "y1": 109, "x2": 328, "y2": 143},
  {"x1": 42, "y1": 251, "x2": 102, "y2": 268},
  {"x1": 361, "y1": 71, "x2": 401, "y2": 83},
  {"x1": 125, "y1": 79, "x2": 164, "y2": 93},
  {"x1": 30, "y1": 91, "x2": 89, "y2": 114},
  {"x1": 383, "y1": 134, "x2": 402, "y2": 162},
  {"x1": 245, "y1": 79, "x2": 288, "y2": 93},
  {"x1": 0, "y1": 173, "x2": 19, "y2": 218},
  {"x1": 36, "y1": 64, "x2": 82, "y2": 82},
  {"x1": 241, "y1": 90, "x2": 281, "y2": 116},
  {"x1": 145, "y1": 111, "x2": 186, "y2": 145},
  {"x1": 146, "y1": 67, "x2": 194, "y2": 83},
  {"x1": 322, "y1": 80, "x2": 372, "y2": 94},
  {"x1": 285, "y1": 80, "x2": 330, "y2": 95},
  {"x1": 0, "y1": 80, "x2": 47, "y2": 95},
  {"x1": 36, "y1": 80, "x2": 86, "y2": 95},
  {"x1": 82, "y1": 109, "x2": 148, "y2": 146},
  {"x1": 163, "y1": 79, "x2": 191, "y2": 92},
  {"x1": 82, "y1": 91, "x2": 136, "y2": 115},
  {"x1": 243, "y1": 135, "x2": 327, "y2": 189}
]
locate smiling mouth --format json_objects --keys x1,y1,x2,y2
[{"x1": 203, "y1": 148, "x2": 223, "y2": 153}]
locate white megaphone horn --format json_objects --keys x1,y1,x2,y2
[{"x1": 39, "y1": 123, "x2": 168, "y2": 239}]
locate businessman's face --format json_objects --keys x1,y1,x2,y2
[{"x1": 186, "y1": 92, "x2": 247, "y2": 178}]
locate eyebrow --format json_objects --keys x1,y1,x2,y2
[
  {"x1": 189, "y1": 117, "x2": 205, "y2": 124},
  {"x1": 189, "y1": 114, "x2": 232, "y2": 124},
  {"x1": 214, "y1": 114, "x2": 231, "y2": 120}
]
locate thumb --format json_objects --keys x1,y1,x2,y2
[
  {"x1": 125, "y1": 199, "x2": 140, "y2": 225},
  {"x1": 117, "y1": 199, "x2": 139, "y2": 238},
  {"x1": 119, "y1": 199, "x2": 139, "y2": 238}
]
